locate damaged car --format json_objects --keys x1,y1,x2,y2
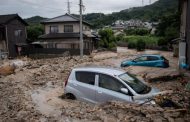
[
  {"x1": 121, "y1": 54, "x2": 169, "y2": 68},
  {"x1": 64, "y1": 67, "x2": 162, "y2": 104}
]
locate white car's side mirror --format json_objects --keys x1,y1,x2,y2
[{"x1": 121, "y1": 88, "x2": 129, "y2": 94}]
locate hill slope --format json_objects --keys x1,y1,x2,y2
[
  {"x1": 25, "y1": 16, "x2": 47, "y2": 24},
  {"x1": 25, "y1": 0, "x2": 178, "y2": 28},
  {"x1": 83, "y1": 0, "x2": 178, "y2": 28}
]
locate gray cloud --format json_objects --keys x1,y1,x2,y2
[{"x1": 0, "y1": 0, "x2": 158, "y2": 18}]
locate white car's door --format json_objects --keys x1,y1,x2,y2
[
  {"x1": 95, "y1": 74, "x2": 133, "y2": 103},
  {"x1": 74, "y1": 71, "x2": 96, "y2": 103}
]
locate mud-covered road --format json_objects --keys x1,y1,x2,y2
[{"x1": 0, "y1": 48, "x2": 190, "y2": 122}]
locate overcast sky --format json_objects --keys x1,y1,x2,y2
[{"x1": 0, "y1": 0, "x2": 158, "y2": 18}]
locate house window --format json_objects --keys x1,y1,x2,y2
[
  {"x1": 14, "y1": 30, "x2": 22, "y2": 37},
  {"x1": 64, "y1": 25, "x2": 73, "y2": 32},
  {"x1": 50, "y1": 26, "x2": 58, "y2": 33}
]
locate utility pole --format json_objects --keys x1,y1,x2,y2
[
  {"x1": 79, "y1": 0, "x2": 83, "y2": 58},
  {"x1": 67, "y1": 0, "x2": 71, "y2": 14}
]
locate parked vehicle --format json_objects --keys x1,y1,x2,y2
[
  {"x1": 64, "y1": 67, "x2": 160, "y2": 104},
  {"x1": 120, "y1": 55, "x2": 169, "y2": 68}
]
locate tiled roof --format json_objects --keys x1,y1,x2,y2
[{"x1": 41, "y1": 13, "x2": 91, "y2": 26}]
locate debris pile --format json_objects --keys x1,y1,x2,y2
[
  {"x1": 0, "y1": 73, "x2": 42, "y2": 121},
  {"x1": 62, "y1": 100, "x2": 189, "y2": 122},
  {"x1": 0, "y1": 64, "x2": 16, "y2": 76},
  {"x1": 0, "y1": 50, "x2": 189, "y2": 121}
]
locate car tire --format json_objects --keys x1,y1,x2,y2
[{"x1": 65, "y1": 93, "x2": 76, "y2": 100}]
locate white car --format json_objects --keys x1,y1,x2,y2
[{"x1": 64, "y1": 66, "x2": 160, "y2": 104}]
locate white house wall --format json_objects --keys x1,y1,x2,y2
[{"x1": 44, "y1": 23, "x2": 90, "y2": 34}]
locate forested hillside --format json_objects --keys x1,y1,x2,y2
[
  {"x1": 25, "y1": 0, "x2": 179, "y2": 42},
  {"x1": 83, "y1": 0, "x2": 178, "y2": 28},
  {"x1": 25, "y1": 16, "x2": 47, "y2": 24},
  {"x1": 25, "y1": 0, "x2": 178, "y2": 28}
]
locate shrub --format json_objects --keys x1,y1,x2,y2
[
  {"x1": 121, "y1": 35, "x2": 159, "y2": 49},
  {"x1": 124, "y1": 28, "x2": 150, "y2": 36},
  {"x1": 128, "y1": 41, "x2": 136, "y2": 49},
  {"x1": 98, "y1": 29, "x2": 117, "y2": 49},
  {"x1": 108, "y1": 42, "x2": 116, "y2": 49},
  {"x1": 116, "y1": 34, "x2": 125, "y2": 41},
  {"x1": 136, "y1": 39, "x2": 146, "y2": 51},
  {"x1": 158, "y1": 37, "x2": 167, "y2": 46}
]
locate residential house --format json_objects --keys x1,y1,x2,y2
[
  {"x1": 111, "y1": 26, "x2": 125, "y2": 32},
  {"x1": 179, "y1": 0, "x2": 190, "y2": 69},
  {"x1": 35, "y1": 13, "x2": 95, "y2": 55},
  {"x1": 144, "y1": 22, "x2": 153, "y2": 30},
  {"x1": 125, "y1": 19, "x2": 144, "y2": 29},
  {"x1": 111, "y1": 20, "x2": 125, "y2": 31},
  {"x1": 0, "y1": 14, "x2": 28, "y2": 58}
]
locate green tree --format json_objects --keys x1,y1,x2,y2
[
  {"x1": 156, "y1": 11, "x2": 180, "y2": 43},
  {"x1": 27, "y1": 24, "x2": 44, "y2": 43},
  {"x1": 124, "y1": 28, "x2": 150, "y2": 36},
  {"x1": 98, "y1": 29, "x2": 116, "y2": 49},
  {"x1": 82, "y1": 0, "x2": 178, "y2": 29},
  {"x1": 116, "y1": 33, "x2": 125, "y2": 41}
]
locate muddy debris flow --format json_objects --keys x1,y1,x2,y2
[{"x1": 0, "y1": 49, "x2": 190, "y2": 122}]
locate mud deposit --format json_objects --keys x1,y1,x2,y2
[{"x1": 0, "y1": 48, "x2": 190, "y2": 122}]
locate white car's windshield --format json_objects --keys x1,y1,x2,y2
[{"x1": 119, "y1": 73, "x2": 151, "y2": 94}]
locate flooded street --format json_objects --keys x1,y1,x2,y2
[
  {"x1": 0, "y1": 48, "x2": 190, "y2": 122},
  {"x1": 31, "y1": 82, "x2": 63, "y2": 117}
]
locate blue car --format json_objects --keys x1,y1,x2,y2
[{"x1": 121, "y1": 55, "x2": 169, "y2": 68}]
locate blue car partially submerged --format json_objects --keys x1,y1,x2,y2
[{"x1": 121, "y1": 55, "x2": 169, "y2": 68}]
